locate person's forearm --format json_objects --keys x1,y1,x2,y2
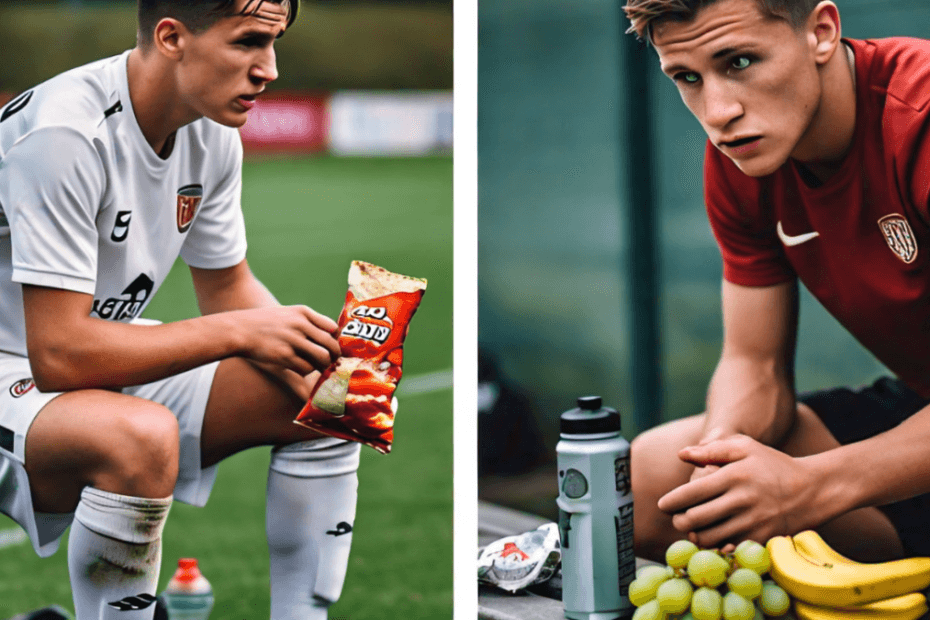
[
  {"x1": 702, "y1": 353, "x2": 796, "y2": 447},
  {"x1": 193, "y1": 264, "x2": 279, "y2": 314},
  {"x1": 28, "y1": 312, "x2": 244, "y2": 392},
  {"x1": 801, "y1": 403, "x2": 930, "y2": 521}
]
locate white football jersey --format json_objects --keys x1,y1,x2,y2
[{"x1": 0, "y1": 50, "x2": 247, "y2": 357}]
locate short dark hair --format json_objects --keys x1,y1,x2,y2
[
  {"x1": 137, "y1": 0, "x2": 298, "y2": 47},
  {"x1": 624, "y1": 0, "x2": 821, "y2": 40}
]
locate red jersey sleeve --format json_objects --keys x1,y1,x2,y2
[{"x1": 703, "y1": 141, "x2": 795, "y2": 286}]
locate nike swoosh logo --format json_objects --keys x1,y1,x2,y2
[{"x1": 777, "y1": 221, "x2": 820, "y2": 247}]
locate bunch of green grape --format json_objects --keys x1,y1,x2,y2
[{"x1": 628, "y1": 540, "x2": 794, "y2": 620}]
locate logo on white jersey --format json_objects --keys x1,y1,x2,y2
[
  {"x1": 177, "y1": 184, "x2": 203, "y2": 233},
  {"x1": 91, "y1": 274, "x2": 154, "y2": 321},
  {"x1": 878, "y1": 214, "x2": 918, "y2": 264},
  {"x1": 111, "y1": 210, "x2": 132, "y2": 242}
]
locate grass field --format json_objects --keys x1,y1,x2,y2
[{"x1": 0, "y1": 155, "x2": 453, "y2": 619}]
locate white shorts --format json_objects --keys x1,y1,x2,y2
[{"x1": 0, "y1": 350, "x2": 220, "y2": 558}]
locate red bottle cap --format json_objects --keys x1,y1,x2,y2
[{"x1": 173, "y1": 558, "x2": 202, "y2": 583}]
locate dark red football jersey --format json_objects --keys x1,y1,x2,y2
[{"x1": 705, "y1": 37, "x2": 930, "y2": 396}]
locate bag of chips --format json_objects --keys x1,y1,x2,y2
[
  {"x1": 294, "y1": 261, "x2": 427, "y2": 453},
  {"x1": 478, "y1": 523, "x2": 562, "y2": 592}
]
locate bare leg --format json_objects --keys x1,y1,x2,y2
[
  {"x1": 631, "y1": 404, "x2": 905, "y2": 563},
  {"x1": 199, "y1": 358, "x2": 325, "y2": 467},
  {"x1": 24, "y1": 390, "x2": 178, "y2": 620},
  {"x1": 26, "y1": 390, "x2": 180, "y2": 512}
]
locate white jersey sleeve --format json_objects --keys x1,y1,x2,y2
[
  {"x1": 2, "y1": 125, "x2": 105, "y2": 295},
  {"x1": 180, "y1": 128, "x2": 247, "y2": 269}
]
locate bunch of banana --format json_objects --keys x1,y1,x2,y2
[{"x1": 766, "y1": 531, "x2": 930, "y2": 620}]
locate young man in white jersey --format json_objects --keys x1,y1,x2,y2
[
  {"x1": 623, "y1": 0, "x2": 930, "y2": 564},
  {"x1": 0, "y1": 1, "x2": 367, "y2": 618}
]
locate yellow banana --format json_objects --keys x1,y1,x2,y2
[
  {"x1": 766, "y1": 535, "x2": 930, "y2": 607},
  {"x1": 792, "y1": 531, "x2": 928, "y2": 614},
  {"x1": 793, "y1": 530, "x2": 857, "y2": 567},
  {"x1": 795, "y1": 598, "x2": 928, "y2": 620}
]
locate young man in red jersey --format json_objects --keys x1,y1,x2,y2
[
  {"x1": 0, "y1": 1, "x2": 370, "y2": 618},
  {"x1": 624, "y1": 0, "x2": 930, "y2": 562}
]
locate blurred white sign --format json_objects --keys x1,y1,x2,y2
[{"x1": 329, "y1": 91, "x2": 453, "y2": 156}]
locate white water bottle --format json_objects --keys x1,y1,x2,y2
[
  {"x1": 556, "y1": 396, "x2": 635, "y2": 620},
  {"x1": 160, "y1": 558, "x2": 215, "y2": 620}
]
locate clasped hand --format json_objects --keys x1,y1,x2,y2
[{"x1": 657, "y1": 434, "x2": 816, "y2": 549}]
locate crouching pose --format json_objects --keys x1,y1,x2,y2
[
  {"x1": 0, "y1": 1, "x2": 360, "y2": 618},
  {"x1": 624, "y1": 0, "x2": 930, "y2": 563}
]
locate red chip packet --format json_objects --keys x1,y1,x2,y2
[{"x1": 294, "y1": 261, "x2": 427, "y2": 453}]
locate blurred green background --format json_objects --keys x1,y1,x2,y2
[
  {"x1": 478, "y1": 0, "x2": 930, "y2": 518},
  {"x1": 0, "y1": 1, "x2": 452, "y2": 91},
  {"x1": 0, "y1": 2, "x2": 452, "y2": 619}
]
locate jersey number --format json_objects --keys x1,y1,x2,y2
[{"x1": 0, "y1": 90, "x2": 33, "y2": 123}]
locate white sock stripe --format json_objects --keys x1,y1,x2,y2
[
  {"x1": 80, "y1": 486, "x2": 174, "y2": 510},
  {"x1": 397, "y1": 368, "x2": 453, "y2": 396},
  {"x1": 76, "y1": 488, "x2": 173, "y2": 544},
  {"x1": 270, "y1": 440, "x2": 361, "y2": 478},
  {"x1": 274, "y1": 436, "x2": 347, "y2": 453}
]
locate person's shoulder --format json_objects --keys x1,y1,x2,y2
[
  {"x1": 10, "y1": 53, "x2": 126, "y2": 141},
  {"x1": 854, "y1": 37, "x2": 930, "y2": 112}
]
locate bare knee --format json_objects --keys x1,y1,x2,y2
[
  {"x1": 91, "y1": 403, "x2": 180, "y2": 498},
  {"x1": 632, "y1": 415, "x2": 704, "y2": 561}
]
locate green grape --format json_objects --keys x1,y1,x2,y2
[
  {"x1": 752, "y1": 604, "x2": 763, "y2": 620},
  {"x1": 759, "y1": 583, "x2": 790, "y2": 616},
  {"x1": 666, "y1": 539, "x2": 700, "y2": 569},
  {"x1": 733, "y1": 542, "x2": 771, "y2": 575},
  {"x1": 726, "y1": 568, "x2": 763, "y2": 600},
  {"x1": 628, "y1": 579, "x2": 653, "y2": 607},
  {"x1": 687, "y1": 550, "x2": 729, "y2": 588},
  {"x1": 734, "y1": 540, "x2": 755, "y2": 556},
  {"x1": 656, "y1": 578, "x2": 693, "y2": 614},
  {"x1": 629, "y1": 567, "x2": 672, "y2": 607},
  {"x1": 691, "y1": 586, "x2": 723, "y2": 620},
  {"x1": 632, "y1": 599, "x2": 664, "y2": 620},
  {"x1": 723, "y1": 592, "x2": 755, "y2": 620},
  {"x1": 639, "y1": 565, "x2": 673, "y2": 584}
]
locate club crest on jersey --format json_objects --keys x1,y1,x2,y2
[
  {"x1": 878, "y1": 214, "x2": 918, "y2": 264},
  {"x1": 176, "y1": 184, "x2": 203, "y2": 233},
  {"x1": 9, "y1": 378, "x2": 35, "y2": 398}
]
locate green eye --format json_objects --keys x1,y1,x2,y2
[
  {"x1": 732, "y1": 56, "x2": 751, "y2": 69},
  {"x1": 683, "y1": 72, "x2": 699, "y2": 83}
]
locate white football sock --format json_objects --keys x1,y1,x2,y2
[
  {"x1": 68, "y1": 487, "x2": 172, "y2": 620},
  {"x1": 267, "y1": 437, "x2": 360, "y2": 620}
]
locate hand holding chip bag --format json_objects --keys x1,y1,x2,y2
[{"x1": 294, "y1": 261, "x2": 427, "y2": 453}]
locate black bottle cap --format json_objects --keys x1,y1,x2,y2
[{"x1": 560, "y1": 396, "x2": 621, "y2": 435}]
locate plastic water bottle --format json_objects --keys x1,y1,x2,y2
[
  {"x1": 159, "y1": 558, "x2": 215, "y2": 620},
  {"x1": 556, "y1": 396, "x2": 635, "y2": 620}
]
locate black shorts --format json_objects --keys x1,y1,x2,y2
[{"x1": 800, "y1": 377, "x2": 930, "y2": 556}]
